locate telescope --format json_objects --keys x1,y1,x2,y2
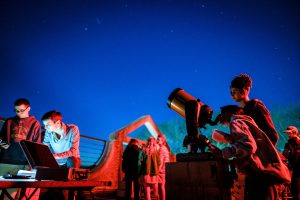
[{"x1": 167, "y1": 88, "x2": 219, "y2": 153}]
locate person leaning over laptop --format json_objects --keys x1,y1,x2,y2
[{"x1": 41, "y1": 110, "x2": 80, "y2": 168}]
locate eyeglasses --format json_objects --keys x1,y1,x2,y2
[{"x1": 14, "y1": 106, "x2": 29, "y2": 113}]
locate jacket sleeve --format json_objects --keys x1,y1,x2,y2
[
  {"x1": 31, "y1": 121, "x2": 42, "y2": 143},
  {"x1": 222, "y1": 120, "x2": 257, "y2": 159},
  {"x1": 54, "y1": 126, "x2": 80, "y2": 159},
  {"x1": 42, "y1": 131, "x2": 51, "y2": 146},
  {"x1": 159, "y1": 146, "x2": 170, "y2": 172},
  {"x1": 253, "y1": 101, "x2": 279, "y2": 144}
]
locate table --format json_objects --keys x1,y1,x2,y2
[{"x1": 0, "y1": 179, "x2": 111, "y2": 200}]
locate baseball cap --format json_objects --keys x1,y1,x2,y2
[{"x1": 284, "y1": 126, "x2": 298, "y2": 134}]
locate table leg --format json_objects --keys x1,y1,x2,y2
[
  {"x1": 24, "y1": 188, "x2": 39, "y2": 200},
  {"x1": 68, "y1": 190, "x2": 75, "y2": 200},
  {"x1": 0, "y1": 189, "x2": 14, "y2": 200}
]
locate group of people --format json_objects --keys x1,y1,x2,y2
[
  {"x1": 121, "y1": 73, "x2": 299, "y2": 200},
  {"x1": 122, "y1": 134, "x2": 170, "y2": 200},
  {"x1": 1, "y1": 73, "x2": 299, "y2": 200},
  {"x1": 208, "y1": 73, "x2": 299, "y2": 199},
  {"x1": 0, "y1": 98, "x2": 81, "y2": 179},
  {"x1": 0, "y1": 98, "x2": 81, "y2": 199}
]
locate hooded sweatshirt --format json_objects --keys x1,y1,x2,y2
[
  {"x1": 0, "y1": 115, "x2": 41, "y2": 165},
  {"x1": 222, "y1": 114, "x2": 290, "y2": 184}
]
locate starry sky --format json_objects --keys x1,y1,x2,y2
[{"x1": 0, "y1": 0, "x2": 299, "y2": 139}]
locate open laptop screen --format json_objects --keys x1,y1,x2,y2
[{"x1": 19, "y1": 140, "x2": 60, "y2": 169}]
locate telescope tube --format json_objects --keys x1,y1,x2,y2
[{"x1": 167, "y1": 88, "x2": 203, "y2": 118}]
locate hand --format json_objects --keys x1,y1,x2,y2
[
  {"x1": 0, "y1": 139, "x2": 10, "y2": 149},
  {"x1": 53, "y1": 154, "x2": 59, "y2": 159}
]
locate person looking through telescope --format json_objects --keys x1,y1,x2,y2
[{"x1": 211, "y1": 105, "x2": 290, "y2": 200}]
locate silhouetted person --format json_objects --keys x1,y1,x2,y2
[
  {"x1": 122, "y1": 138, "x2": 141, "y2": 200},
  {"x1": 140, "y1": 137, "x2": 160, "y2": 200},
  {"x1": 283, "y1": 126, "x2": 300, "y2": 199},
  {"x1": 157, "y1": 134, "x2": 170, "y2": 200}
]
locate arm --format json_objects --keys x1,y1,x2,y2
[
  {"x1": 222, "y1": 120, "x2": 257, "y2": 159},
  {"x1": 31, "y1": 121, "x2": 42, "y2": 143},
  {"x1": 54, "y1": 126, "x2": 80, "y2": 159},
  {"x1": 42, "y1": 131, "x2": 51, "y2": 145},
  {"x1": 253, "y1": 101, "x2": 279, "y2": 144},
  {"x1": 212, "y1": 129, "x2": 233, "y2": 144},
  {"x1": 159, "y1": 146, "x2": 170, "y2": 172}
]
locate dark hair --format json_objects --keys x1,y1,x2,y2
[
  {"x1": 14, "y1": 98, "x2": 30, "y2": 106},
  {"x1": 158, "y1": 134, "x2": 167, "y2": 145},
  {"x1": 128, "y1": 138, "x2": 139, "y2": 146},
  {"x1": 42, "y1": 110, "x2": 63, "y2": 122},
  {"x1": 230, "y1": 73, "x2": 252, "y2": 90},
  {"x1": 220, "y1": 105, "x2": 244, "y2": 122}
]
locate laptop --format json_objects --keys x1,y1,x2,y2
[
  {"x1": 2, "y1": 141, "x2": 59, "y2": 180},
  {"x1": 19, "y1": 140, "x2": 60, "y2": 169},
  {"x1": 19, "y1": 140, "x2": 89, "y2": 180}
]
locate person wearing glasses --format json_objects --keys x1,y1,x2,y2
[
  {"x1": 0, "y1": 98, "x2": 41, "y2": 177},
  {"x1": 230, "y1": 73, "x2": 279, "y2": 146},
  {"x1": 42, "y1": 110, "x2": 80, "y2": 168}
]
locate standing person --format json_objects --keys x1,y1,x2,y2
[
  {"x1": 122, "y1": 138, "x2": 141, "y2": 200},
  {"x1": 211, "y1": 105, "x2": 290, "y2": 200},
  {"x1": 230, "y1": 73, "x2": 279, "y2": 145},
  {"x1": 0, "y1": 98, "x2": 41, "y2": 200},
  {"x1": 140, "y1": 137, "x2": 160, "y2": 200},
  {"x1": 282, "y1": 126, "x2": 300, "y2": 199},
  {"x1": 42, "y1": 110, "x2": 80, "y2": 168},
  {"x1": 157, "y1": 134, "x2": 170, "y2": 200},
  {"x1": 0, "y1": 98, "x2": 41, "y2": 175}
]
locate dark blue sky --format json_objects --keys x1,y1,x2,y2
[{"x1": 0, "y1": 0, "x2": 299, "y2": 139}]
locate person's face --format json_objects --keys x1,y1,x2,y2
[
  {"x1": 157, "y1": 137, "x2": 164, "y2": 146},
  {"x1": 14, "y1": 104, "x2": 30, "y2": 119},
  {"x1": 230, "y1": 87, "x2": 247, "y2": 102},
  {"x1": 43, "y1": 119, "x2": 61, "y2": 133},
  {"x1": 287, "y1": 132, "x2": 298, "y2": 139}
]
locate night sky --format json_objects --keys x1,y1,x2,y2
[{"x1": 0, "y1": 0, "x2": 299, "y2": 139}]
